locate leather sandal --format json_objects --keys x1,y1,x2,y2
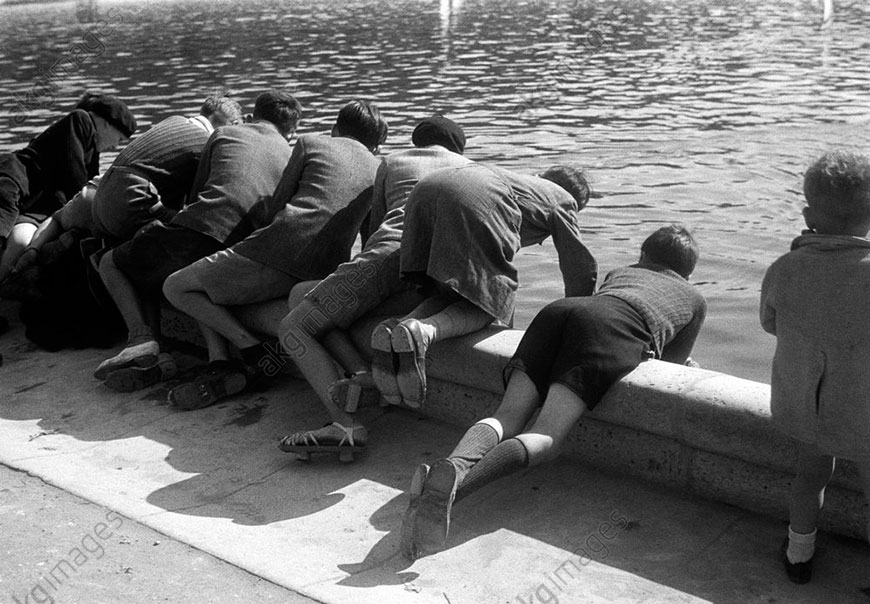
[
  {"x1": 278, "y1": 422, "x2": 367, "y2": 463},
  {"x1": 168, "y1": 360, "x2": 247, "y2": 410},
  {"x1": 328, "y1": 372, "x2": 381, "y2": 413},
  {"x1": 371, "y1": 318, "x2": 402, "y2": 406},
  {"x1": 391, "y1": 319, "x2": 429, "y2": 409},
  {"x1": 400, "y1": 463, "x2": 430, "y2": 560},
  {"x1": 104, "y1": 353, "x2": 177, "y2": 392}
]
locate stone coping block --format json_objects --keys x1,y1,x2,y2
[{"x1": 163, "y1": 309, "x2": 866, "y2": 538}]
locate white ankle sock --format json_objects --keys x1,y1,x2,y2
[
  {"x1": 476, "y1": 417, "x2": 504, "y2": 441},
  {"x1": 787, "y1": 527, "x2": 816, "y2": 564}
]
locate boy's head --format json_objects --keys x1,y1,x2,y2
[
  {"x1": 803, "y1": 150, "x2": 870, "y2": 236},
  {"x1": 412, "y1": 115, "x2": 466, "y2": 154},
  {"x1": 540, "y1": 165, "x2": 590, "y2": 209},
  {"x1": 200, "y1": 92, "x2": 243, "y2": 127},
  {"x1": 253, "y1": 90, "x2": 303, "y2": 139},
  {"x1": 640, "y1": 224, "x2": 699, "y2": 278},
  {"x1": 76, "y1": 92, "x2": 137, "y2": 144},
  {"x1": 333, "y1": 100, "x2": 389, "y2": 153}
]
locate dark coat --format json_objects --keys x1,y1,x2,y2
[{"x1": 0, "y1": 109, "x2": 99, "y2": 237}]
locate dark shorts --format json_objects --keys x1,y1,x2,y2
[
  {"x1": 504, "y1": 296, "x2": 653, "y2": 410},
  {"x1": 92, "y1": 166, "x2": 164, "y2": 241},
  {"x1": 112, "y1": 220, "x2": 223, "y2": 293}
]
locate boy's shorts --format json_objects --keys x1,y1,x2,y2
[
  {"x1": 92, "y1": 166, "x2": 165, "y2": 240},
  {"x1": 112, "y1": 220, "x2": 222, "y2": 293},
  {"x1": 186, "y1": 248, "x2": 300, "y2": 306},
  {"x1": 304, "y1": 243, "x2": 407, "y2": 329}
]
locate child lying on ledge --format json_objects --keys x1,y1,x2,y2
[{"x1": 400, "y1": 224, "x2": 706, "y2": 559}]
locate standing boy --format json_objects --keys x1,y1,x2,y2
[{"x1": 761, "y1": 149, "x2": 870, "y2": 584}]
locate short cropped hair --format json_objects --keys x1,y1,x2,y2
[
  {"x1": 200, "y1": 93, "x2": 243, "y2": 127},
  {"x1": 803, "y1": 150, "x2": 870, "y2": 223},
  {"x1": 334, "y1": 100, "x2": 388, "y2": 152},
  {"x1": 253, "y1": 90, "x2": 303, "y2": 137},
  {"x1": 540, "y1": 166, "x2": 590, "y2": 209},
  {"x1": 641, "y1": 224, "x2": 699, "y2": 278}
]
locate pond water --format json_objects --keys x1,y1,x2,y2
[{"x1": 2, "y1": 0, "x2": 870, "y2": 383}]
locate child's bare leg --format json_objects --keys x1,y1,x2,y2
[
  {"x1": 403, "y1": 299, "x2": 493, "y2": 348},
  {"x1": 163, "y1": 269, "x2": 260, "y2": 350},
  {"x1": 409, "y1": 382, "x2": 586, "y2": 558},
  {"x1": 200, "y1": 323, "x2": 231, "y2": 363},
  {"x1": 0, "y1": 222, "x2": 37, "y2": 283},
  {"x1": 401, "y1": 294, "x2": 452, "y2": 320},
  {"x1": 234, "y1": 299, "x2": 292, "y2": 339},
  {"x1": 787, "y1": 442, "x2": 835, "y2": 568},
  {"x1": 323, "y1": 329, "x2": 370, "y2": 378},
  {"x1": 790, "y1": 443, "x2": 835, "y2": 534},
  {"x1": 277, "y1": 299, "x2": 369, "y2": 453},
  {"x1": 279, "y1": 299, "x2": 357, "y2": 426},
  {"x1": 95, "y1": 250, "x2": 159, "y2": 378}
]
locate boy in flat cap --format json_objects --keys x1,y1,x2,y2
[
  {"x1": 0, "y1": 92, "x2": 136, "y2": 286},
  {"x1": 2, "y1": 93, "x2": 243, "y2": 294}
]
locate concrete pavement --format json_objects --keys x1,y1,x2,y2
[{"x1": 1, "y1": 312, "x2": 869, "y2": 604}]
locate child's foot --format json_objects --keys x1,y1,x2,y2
[
  {"x1": 104, "y1": 353, "x2": 177, "y2": 393},
  {"x1": 400, "y1": 463, "x2": 430, "y2": 560},
  {"x1": 782, "y1": 535, "x2": 814, "y2": 584},
  {"x1": 371, "y1": 319, "x2": 401, "y2": 406},
  {"x1": 168, "y1": 360, "x2": 248, "y2": 410},
  {"x1": 328, "y1": 373, "x2": 381, "y2": 413},
  {"x1": 278, "y1": 422, "x2": 367, "y2": 463},
  {"x1": 94, "y1": 339, "x2": 160, "y2": 380},
  {"x1": 391, "y1": 319, "x2": 431, "y2": 409},
  {"x1": 413, "y1": 458, "x2": 459, "y2": 557}
]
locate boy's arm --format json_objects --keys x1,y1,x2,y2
[
  {"x1": 363, "y1": 160, "x2": 388, "y2": 246},
  {"x1": 263, "y1": 137, "x2": 305, "y2": 224},
  {"x1": 660, "y1": 297, "x2": 707, "y2": 364},
  {"x1": 55, "y1": 111, "x2": 97, "y2": 203},
  {"x1": 184, "y1": 130, "x2": 217, "y2": 207},
  {"x1": 549, "y1": 206, "x2": 597, "y2": 297},
  {"x1": 759, "y1": 265, "x2": 777, "y2": 335}
]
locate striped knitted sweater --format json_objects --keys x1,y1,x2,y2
[{"x1": 114, "y1": 115, "x2": 211, "y2": 209}]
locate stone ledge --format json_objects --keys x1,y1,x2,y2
[{"x1": 163, "y1": 308, "x2": 866, "y2": 539}]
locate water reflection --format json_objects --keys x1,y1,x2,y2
[
  {"x1": 75, "y1": 0, "x2": 98, "y2": 23},
  {"x1": 0, "y1": 0, "x2": 869, "y2": 382}
]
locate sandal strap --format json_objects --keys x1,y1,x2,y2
[
  {"x1": 280, "y1": 422, "x2": 364, "y2": 449},
  {"x1": 328, "y1": 422, "x2": 358, "y2": 447}
]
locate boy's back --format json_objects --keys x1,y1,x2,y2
[
  {"x1": 230, "y1": 133, "x2": 381, "y2": 279},
  {"x1": 762, "y1": 232, "x2": 870, "y2": 457}
]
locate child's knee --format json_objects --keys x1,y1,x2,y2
[{"x1": 161, "y1": 270, "x2": 191, "y2": 307}]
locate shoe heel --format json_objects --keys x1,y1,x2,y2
[{"x1": 344, "y1": 382, "x2": 362, "y2": 413}]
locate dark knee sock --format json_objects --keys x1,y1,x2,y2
[
  {"x1": 455, "y1": 437, "x2": 529, "y2": 502},
  {"x1": 448, "y1": 421, "x2": 501, "y2": 481}
]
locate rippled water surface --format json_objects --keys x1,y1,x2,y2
[{"x1": 2, "y1": 0, "x2": 870, "y2": 382}]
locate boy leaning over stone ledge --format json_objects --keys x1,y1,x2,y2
[{"x1": 760, "y1": 150, "x2": 870, "y2": 584}]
